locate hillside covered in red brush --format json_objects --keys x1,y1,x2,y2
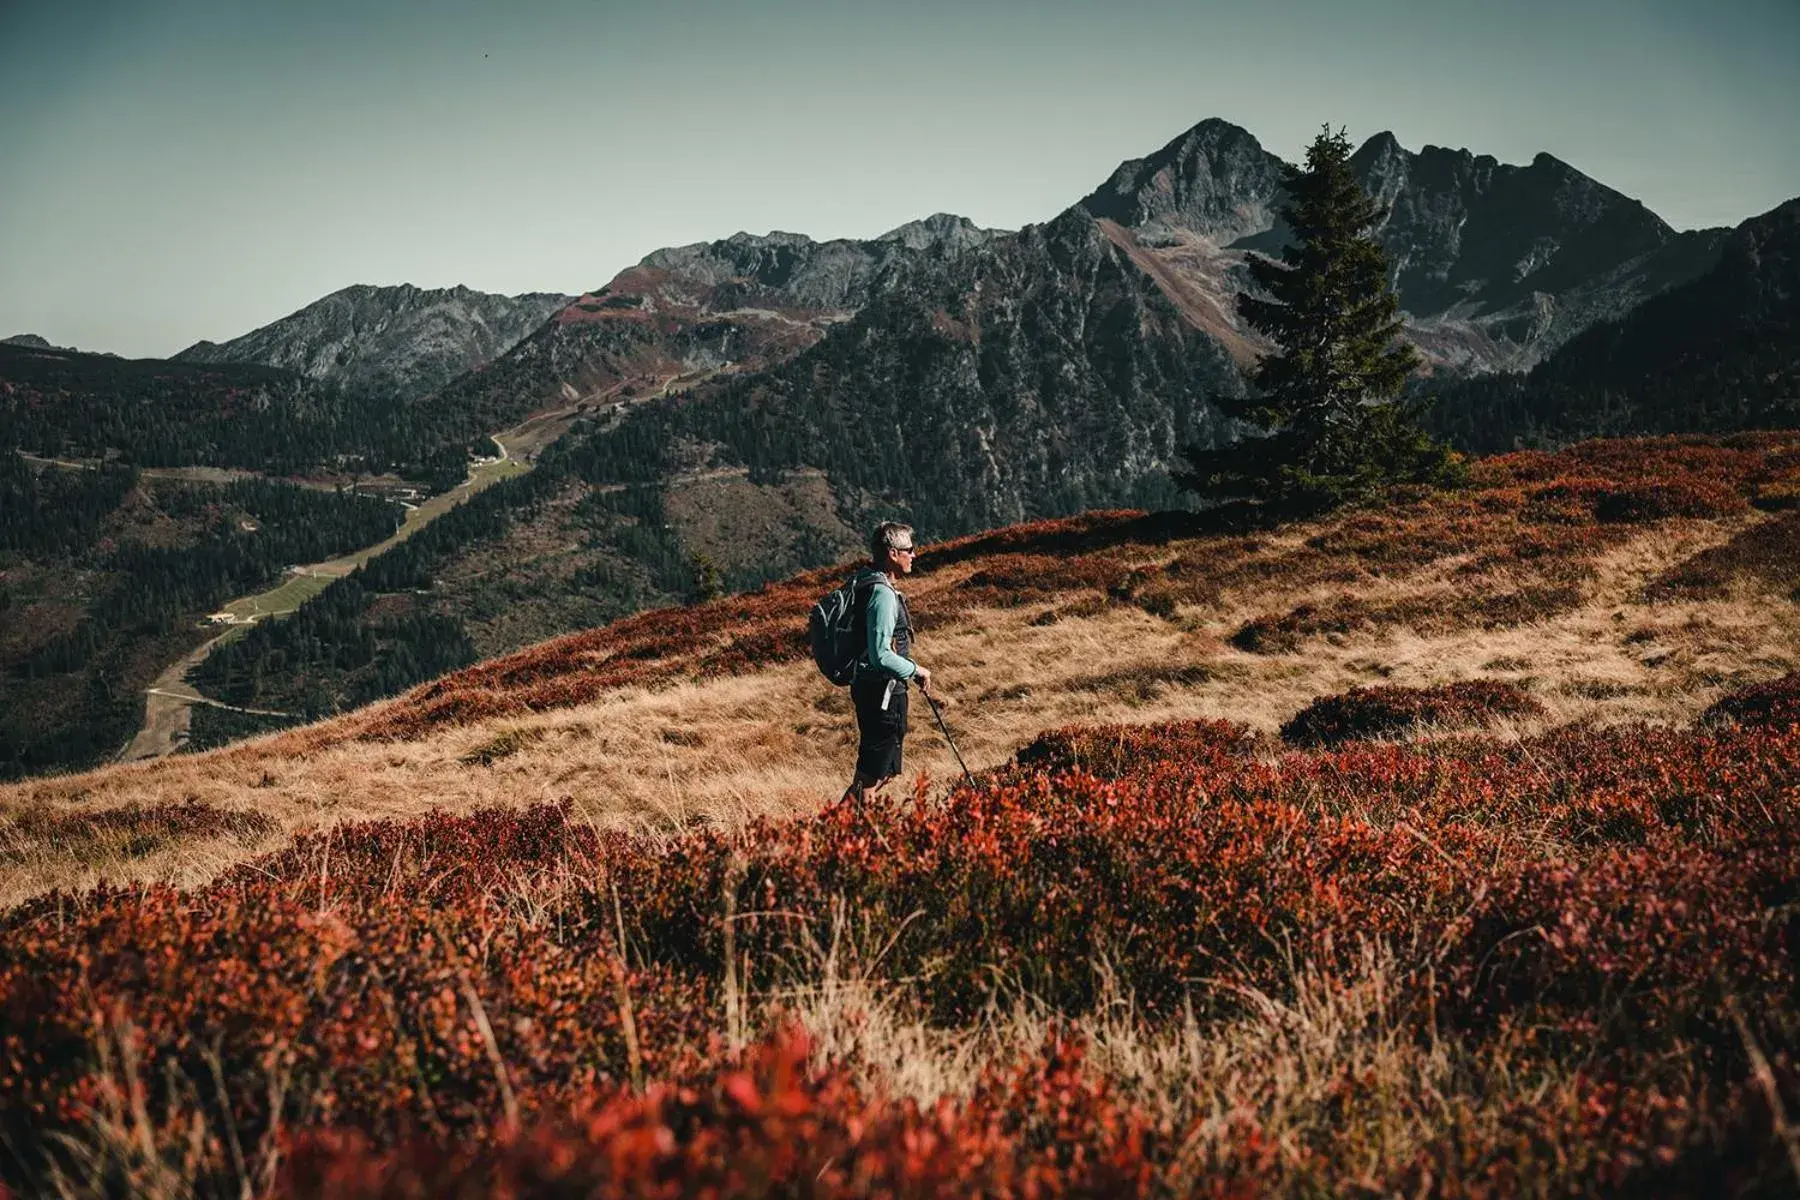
[{"x1": 3, "y1": 434, "x2": 1800, "y2": 1196}]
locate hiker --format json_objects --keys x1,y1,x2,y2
[{"x1": 844, "y1": 521, "x2": 932, "y2": 801}]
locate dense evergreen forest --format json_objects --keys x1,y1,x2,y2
[
  {"x1": 0, "y1": 343, "x2": 485, "y2": 484},
  {"x1": 0, "y1": 459, "x2": 404, "y2": 779},
  {"x1": 0, "y1": 453, "x2": 138, "y2": 558}
]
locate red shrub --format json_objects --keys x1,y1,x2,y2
[
  {"x1": 1231, "y1": 583, "x2": 1585, "y2": 654},
  {"x1": 279, "y1": 1031, "x2": 1161, "y2": 1200},
  {"x1": 1436, "y1": 834, "x2": 1800, "y2": 1058},
  {"x1": 1703, "y1": 672, "x2": 1800, "y2": 731},
  {"x1": 1011, "y1": 718, "x2": 1258, "y2": 778},
  {"x1": 4, "y1": 714, "x2": 1800, "y2": 1194},
  {"x1": 1281, "y1": 681, "x2": 1545, "y2": 746}
]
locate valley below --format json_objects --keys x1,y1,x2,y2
[{"x1": 116, "y1": 424, "x2": 537, "y2": 763}]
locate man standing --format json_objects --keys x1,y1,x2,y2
[{"x1": 845, "y1": 521, "x2": 932, "y2": 801}]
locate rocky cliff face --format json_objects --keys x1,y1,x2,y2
[
  {"x1": 174, "y1": 284, "x2": 570, "y2": 402},
  {"x1": 576, "y1": 205, "x2": 1245, "y2": 569},
  {"x1": 1081, "y1": 119, "x2": 1730, "y2": 372},
  {"x1": 631, "y1": 214, "x2": 996, "y2": 312},
  {"x1": 1353, "y1": 137, "x2": 1728, "y2": 367},
  {"x1": 414, "y1": 216, "x2": 1005, "y2": 443}
]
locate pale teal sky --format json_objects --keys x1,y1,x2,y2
[{"x1": 3, "y1": 0, "x2": 1797, "y2": 358}]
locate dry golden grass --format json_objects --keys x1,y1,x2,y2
[{"x1": 4, "y1": 497, "x2": 1797, "y2": 909}]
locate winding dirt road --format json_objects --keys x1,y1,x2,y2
[{"x1": 114, "y1": 407, "x2": 589, "y2": 763}]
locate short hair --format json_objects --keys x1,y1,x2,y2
[{"x1": 870, "y1": 521, "x2": 914, "y2": 559}]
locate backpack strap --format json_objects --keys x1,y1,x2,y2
[{"x1": 850, "y1": 573, "x2": 896, "y2": 672}]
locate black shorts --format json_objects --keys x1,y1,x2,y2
[{"x1": 851, "y1": 672, "x2": 909, "y2": 783}]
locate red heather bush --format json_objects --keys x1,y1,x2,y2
[
  {"x1": 1703, "y1": 672, "x2": 1800, "y2": 731},
  {"x1": 1523, "y1": 475, "x2": 1747, "y2": 525},
  {"x1": 689, "y1": 626, "x2": 808, "y2": 680},
  {"x1": 5, "y1": 719, "x2": 1800, "y2": 1193},
  {"x1": 1753, "y1": 469, "x2": 1800, "y2": 511},
  {"x1": 1400, "y1": 1074, "x2": 1790, "y2": 1197},
  {"x1": 1589, "y1": 475, "x2": 1747, "y2": 522},
  {"x1": 280, "y1": 1031, "x2": 1162, "y2": 1200},
  {"x1": 1474, "y1": 437, "x2": 1775, "y2": 493},
  {"x1": 1231, "y1": 583, "x2": 1585, "y2": 654},
  {"x1": 1280, "y1": 681, "x2": 1545, "y2": 747},
  {"x1": 614, "y1": 754, "x2": 1505, "y2": 1022},
  {"x1": 1010, "y1": 718, "x2": 1258, "y2": 778},
  {"x1": 0, "y1": 806, "x2": 713, "y2": 1177},
  {"x1": 1437, "y1": 832, "x2": 1800, "y2": 1060},
  {"x1": 955, "y1": 553, "x2": 1133, "y2": 601},
  {"x1": 918, "y1": 510, "x2": 1206, "y2": 569}
]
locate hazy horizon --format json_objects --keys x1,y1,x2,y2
[{"x1": 5, "y1": 0, "x2": 1798, "y2": 360}]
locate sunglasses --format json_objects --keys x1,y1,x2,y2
[{"x1": 892, "y1": 545, "x2": 917, "y2": 554}]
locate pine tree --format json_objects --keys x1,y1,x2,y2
[{"x1": 1178, "y1": 125, "x2": 1461, "y2": 511}]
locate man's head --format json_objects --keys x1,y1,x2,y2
[{"x1": 870, "y1": 521, "x2": 916, "y2": 575}]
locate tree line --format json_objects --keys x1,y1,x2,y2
[{"x1": 0, "y1": 343, "x2": 495, "y2": 483}]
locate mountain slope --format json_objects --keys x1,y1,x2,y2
[
  {"x1": 575, "y1": 205, "x2": 1244, "y2": 552},
  {"x1": 402, "y1": 216, "x2": 1003, "y2": 449},
  {"x1": 1427, "y1": 197, "x2": 1800, "y2": 449},
  {"x1": 3, "y1": 435, "x2": 1800, "y2": 1196},
  {"x1": 174, "y1": 283, "x2": 571, "y2": 402},
  {"x1": 0, "y1": 456, "x2": 404, "y2": 779},
  {"x1": 4, "y1": 433, "x2": 1794, "y2": 881}
]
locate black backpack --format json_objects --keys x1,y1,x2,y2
[{"x1": 808, "y1": 575, "x2": 884, "y2": 685}]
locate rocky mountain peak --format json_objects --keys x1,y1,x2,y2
[
  {"x1": 1352, "y1": 131, "x2": 1408, "y2": 181},
  {"x1": 875, "y1": 212, "x2": 996, "y2": 254},
  {"x1": 1079, "y1": 116, "x2": 1289, "y2": 245},
  {"x1": 1358, "y1": 130, "x2": 1404, "y2": 158},
  {"x1": 1077, "y1": 123, "x2": 1726, "y2": 371},
  {"x1": 1, "y1": 333, "x2": 109, "y2": 357},
  {"x1": 723, "y1": 230, "x2": 816, "y2": 250},
  {"x1": 172, "y1": 284, "x2": 570, "y2": 400}
]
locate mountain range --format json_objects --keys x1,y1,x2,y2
[
  {"x1": 104, "y1": 118, "x2": 1741, "y2": 462},
  {"x1": 173, "y1": 283, "x2": 570, "y2": 403}
]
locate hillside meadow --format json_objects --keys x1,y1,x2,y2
[{"x1": 2, "y1": 433, "x2": 1800, "y2": 1196}]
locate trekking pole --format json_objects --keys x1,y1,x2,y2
[{"x1": 921, "y1": 688, "x2": 976, "y2": 786}]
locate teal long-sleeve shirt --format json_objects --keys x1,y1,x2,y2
[{"x1": 858, "y1": 569, "x2": 916, "y2": 681}]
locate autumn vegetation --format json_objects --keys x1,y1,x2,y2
[{"x1": 2, "y1": 434, "x2": 1800, "y2": 1196}]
